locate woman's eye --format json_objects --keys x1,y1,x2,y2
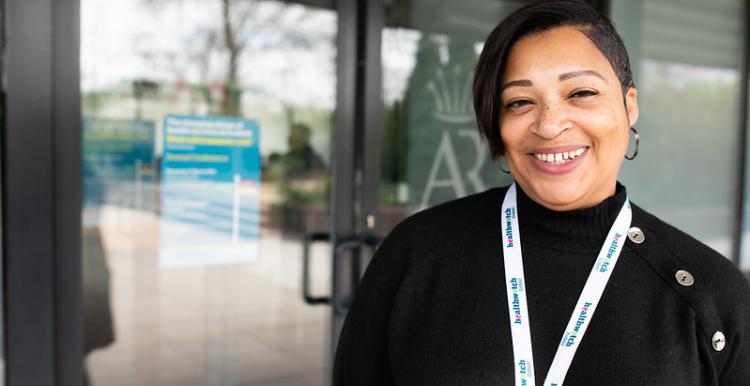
[
  {"x1": 570, "y1": 89, "x2": 598, "y2": 98},
  {"x1": 505, "y1": 99, "x2": 533, "y2": 110}
]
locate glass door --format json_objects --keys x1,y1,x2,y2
[
  {"x1": 81, "y1": 1, "x2": 338, "y2": 385},
  {"x1": 373, "y1": 0, "x2": 523, "y2": 236}
]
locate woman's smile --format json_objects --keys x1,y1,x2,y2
[{"x1": 528, "y1": 145, "x2": 589, "y2": 174}]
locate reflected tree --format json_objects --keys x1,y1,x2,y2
[
  {"x1": 143, "y1": 0, "x2": 318, "y2": 117},
  {"x1": 144, "y1": 0, "x2": 258, "y2": 116}
]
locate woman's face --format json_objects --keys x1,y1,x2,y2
[{"x1": 499, "y1": 26, "x2": 639, "y2": 211}]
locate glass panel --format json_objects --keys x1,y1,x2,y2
[
  {"x1": 377, "y1": 0, "x2": 523, "y2": 234},
  {"x1": 612, "y1": 0, "x2": 745, "y2": 258},
  {"x1": 81, "y1": 1, "x2": 336, "y2": 385}
]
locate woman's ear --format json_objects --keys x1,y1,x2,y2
[{"x1": 625, "y1": 87, "x2": 639, "y2": 127}]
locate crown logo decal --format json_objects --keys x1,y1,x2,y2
[{"x1": 426, "y1": 66, "x2": 475, "y2": 124}]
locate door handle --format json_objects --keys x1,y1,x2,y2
[
  {"x1": 301, "y1": 232, "x2": 382, "y2": 311},
  {"x1": 332, "y1": 234, "x2": 382, "y2": 315},
  {"x1": 302, "y1": 232, "x2": 331, "y2": 305}
]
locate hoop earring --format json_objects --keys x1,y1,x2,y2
[
  {"x1": 625, "y1": 126, "x2": 639, "y2": 160},
  {"x1": 500, "y1": 157, "x2": 511, "y2": 174}
]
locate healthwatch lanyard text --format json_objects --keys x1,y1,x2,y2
[{"x1": 501, "y1": 183, "x2": 632, "y2": 386}]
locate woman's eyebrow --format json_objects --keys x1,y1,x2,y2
[
  {"x1": 559, "y1": 70, "x2": 607, "y2": 83},
  {"x1": 500, "y1": 79, "x2": 532, "y2": 92},
  {"x1": 501, "y1": 70, "x2": 606, "y2": 93}
]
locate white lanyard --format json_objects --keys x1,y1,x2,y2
[{"x1": 501, "y1": 183, "x2": 631, "y2": 386}]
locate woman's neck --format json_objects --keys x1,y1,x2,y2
[
  {"x1": 521, "y1": 181, "x2": 618, "y2": 212},
  {"x1": 514, "y1": 182, "x2": 627, "y2": 253}
]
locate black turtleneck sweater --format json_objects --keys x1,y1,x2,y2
[{"x1": 333, "y1": 185, "x2": 750, "y2": 385}]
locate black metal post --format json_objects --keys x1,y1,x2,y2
[
  {"x1": 329, "y1": 0, "x2": 360, "y2": 382},
  {"x1": 732, "y1": 0, "x2": 750, "y2": 267},
  {"x1": 52, "y1": 0, "x2": 83, "y2": 383},
  {"x1": 3, "y1": 0, "x2": 82, "y2": 384}
]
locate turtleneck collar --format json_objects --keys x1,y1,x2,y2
[{"x1": 515, "y1": 182, "x2": 627, "y2": 253}]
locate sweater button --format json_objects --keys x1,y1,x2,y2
[
  {"x1": 675, "y1": 270, "x2": 694, "y2": 286},
  {"x1": 627, "y1": 227, "x2": 644, "y2": 244},
  {"x1": 712, "y1": 331, "x2": 726, "y2": 351}
]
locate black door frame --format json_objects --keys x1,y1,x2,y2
[
  {"x1": 3, "y1": 0, "x2": 82, "y2": 385},
  {"x1": 330, "y1": 0, "x2": 384, "y2": 366}
]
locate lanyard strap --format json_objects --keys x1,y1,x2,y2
[{"x1": 501, "y1": 183, "x2": 631, "y2": 386}]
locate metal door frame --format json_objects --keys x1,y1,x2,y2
[
  {"x1": 329, "y1": 0, "x2": 384, "y2": 362},
  {"x1": 3, "y1": 0, "x2": 82, "y2": 385}
]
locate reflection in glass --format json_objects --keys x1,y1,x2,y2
[
  {"x1": 378, "y1": 0, "x2": 522, "y2": 234},
  {"x1": 81, "y1": 0, "x2": 335, "y2": 384},
  {"x1": 612, "y1": 0, "x2": 744, "y2": 258}
]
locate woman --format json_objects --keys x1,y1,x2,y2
[{"x1": 333, "y1": 1, "x2": 750, "y2": 385}]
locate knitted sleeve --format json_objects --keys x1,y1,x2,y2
[
  {"x1": 332, "y1": 220, "x2": 412, "y2": 386},
  {"x1": 717, "y1": 272, "x2": 750, "y2": 386}
]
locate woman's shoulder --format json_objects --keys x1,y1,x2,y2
[
  {"x1": 391, "y1": 186, "x2": 508, "y2": 241},
  {"x1": 629, "y1": 202, "x2": 750, "y2": 374},
  {"x1": 629, "y1": 202, "x2": 747, "y2": 293},
  {"x1": 376, "y1": 187, "x2": 508, "y2": 265},
  {"x1": 407, "y1": 186, "x2": 507, "y2": 221}
]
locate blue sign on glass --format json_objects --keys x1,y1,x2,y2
[
  {"x1": 159, "y1": 114, "x2": 261, "y2": 267},
  {"x1": 82, "y1": 117, "x2": 155, "y2": 210}
]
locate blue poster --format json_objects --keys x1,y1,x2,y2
[
  {"x1": 159, "y1": 114, "x2": 261, "y2": 267},
  {"x1": 82, "y1": 117, "x2": 155, "y2": 210}
]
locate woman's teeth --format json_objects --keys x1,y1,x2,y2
[{"x1": 533, "y1": 147, "x2": 586, "y2": 164}]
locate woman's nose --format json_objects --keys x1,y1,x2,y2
[{"x1": 532, "y1": 103, "x2": 570, "y2": 139}]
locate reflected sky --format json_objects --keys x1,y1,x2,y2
[{"x1": 82, "y1": 0, "x2": 336, "y2": 157}]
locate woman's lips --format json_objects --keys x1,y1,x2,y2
[{"x1": 528, "y1": 146, "x2": 589, "y2": 175}]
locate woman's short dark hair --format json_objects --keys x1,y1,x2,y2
[{"x1": 473, "y1": 0, "x2": 634, "y2": 159}]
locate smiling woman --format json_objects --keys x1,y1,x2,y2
[
  {"x1": 333, "y1": 1, "x2": 750, "y2": 385},
  {"x1": 498, "y1": 26, "x2": 638, "y2": 211}
]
